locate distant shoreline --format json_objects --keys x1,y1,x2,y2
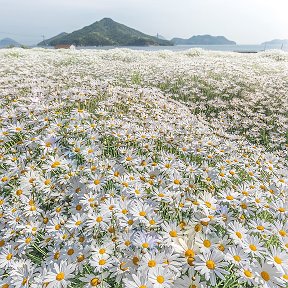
[{"x1": 24, "y1": 44, "x2": 287, "y2": 53}]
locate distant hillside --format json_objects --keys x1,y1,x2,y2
[
  {"x1": 41, "y1": 32, "x2": 68, "y2": 46},
  {"x1": 0, "y1": 38, "x2": 22, "y2": 48},
  {"x1": 38, "y1": 18, "x2": 172, "y2": 47},
  {"x1": 171, "y1": 35, "x2": 236, "y2": 45},
  {"x1": 262, "y1": 39, "x2": 288, "y2": 46},
  {"x1": 155, "y1": 34, "x2": 166, "y2": 40}
]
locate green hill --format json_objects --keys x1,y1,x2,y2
[
  {"x1": 38, "y1": 18, "x2": 172, "y2": 47},
  {"x1": 171, "y1": 35, "x2": 236, "y2": 45}
]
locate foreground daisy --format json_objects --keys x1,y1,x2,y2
[
  {"x1": 254, "y1": 262, "x2": 284, "y2": 288},
  {"x1": 194, "y1": 249, "x2": 229, "y2": 286},
  {"x1": 148, "y1": 267, "x2": 174, "y2": 288},
  {"x1": 44, "y1": 261, "x2": 76, "y2": 288}
]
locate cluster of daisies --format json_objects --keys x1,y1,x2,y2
[{"x1": 0, "y1": 48, "x2": 287, "y2": 288}]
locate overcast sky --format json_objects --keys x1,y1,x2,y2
[{"x1": 0, "y1": 0, "x2": 287, "y2": 45}]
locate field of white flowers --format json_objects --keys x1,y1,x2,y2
[{"x1": 0, "y1": 48, "x2": 287, "y2": 288}]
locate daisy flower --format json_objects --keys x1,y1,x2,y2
[
  {"x1": 267, "y1": 247, "x2": 288, "y2": 273},
  {"x1": 44, "y1": 261, "x2": 76, "y2": 288},
  {"x1": 79, "y1": 272, "x2": 110, "y2": 288},
  {"x1": 243, "y1": 235, "x2": 266, "y2": 257},
  {"x1": 148, "y1": 267, "x2": 174, "y2": 288},
  {"x1": 123, "y1": 272, "x2": 152, "y2": 288},
  {"x1": 194, "y1": 249, "x2": 229, "y2": 286},
  {"x1": 254, "y1": 262, "x2": 283, "y2": 288}
]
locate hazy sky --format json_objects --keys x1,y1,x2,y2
[{"x1": 0, "y1": 0, "x2": 287, "y2": 45}]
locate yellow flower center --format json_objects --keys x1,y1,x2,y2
[
  {"x1": 124, "y1": 240, "x2": 131, "y2": 246},
  {"x1": 156, "y1": 276, "x2": 165, "y2": 284},
  {"x1": 205, "y1": 201, "x2": 212, "y2": 208},
  {"x1": 148, "y1": 260, "x2": 156, "y2": 267},
  {"x1": 44, "y1": 179, "x2": 51, "y2": 185},
  {"x1": 128, "y1": 219, "x2": 134, "y2": 225},
  {"x1": 274, "y1": 256, "x2": 282, "y2": 264},
  {"x1": 90, "y1": 278, "x2": 101, "y2": 286},
  {"x1": 235, "y1": 231, "x2": 242, "y2": 239},
  {"x1": 217, "y1": 243, "x2": 224, "y2": 251},
  {"x1": 114, "y1": 171, "x2": 120, "y2": 177},
  {"x1": 241, "y1": 203, "x2": 247, "y2": 209},
  {"x1": 1, "y1": 177, "x2": 8, "y2": 182},
  {"x1": 77, "y1": 255, "x2": 85, "y2": 262},
  {"x1": 54, "y1": 252, "x2": 60, "y2": 260},
  {"x1": 16, "y1": 189, "x2": 23, "y2": 196},
  {"x1": 203, "y1": 239, "x2": 211, "y2": 248},
  {"x1": 6, "y1": 253, "x2": 13, "y2": 260},
  {"x1": 149, "y1": 219, "x2": 156, "y2": 225},
  {"x1": 54, "y1": 224, "x2": 61, "y2": 230},
  {"x1": 96, "y1": 216, "x2": 103, "y2": 223},
  {"x1": 194, "y1": 224, "x2": 202, "y2": 232},
  {"x1": 122, "y1": 182, "x2": 129, "y2": 187},
  {"x1": 187, "y1": 257, "x2": 194, "y2": 266},
  {"x1": 139, "y1": 211, "x2": 146, "y2": 217},
  {"x1": 76, "y1": 205, "x2": 82, "y2": 211},
  {"x1": 249, "y1": 244, "x2": 257, "y2": 251},
  {"x1": 233, "y1": 255, "x2": 241, "y2": 262},
  {"x1": 206, "y1": 260, "x2": 216, "y2": 270},
  {"x1": 56, "y1": 272, "x2": 65, "y2": 281},
  {"x1": 67, "y1": 249, "x2": 74, "y2": 255},
  {"x1": 99, "y1": 259, "x2": 106, "y2": 265},
  {"x1": 25, "y1": 237, "x2": 31, "y2": 244},
  {"x1": 142, "y1": 242, "x2": 149, "y2": 249},
  {"x1": 51, "y1": 161, "x2": 61, "y2": 168},
  {"x1": 94, "y1": 179, "x2": 100, "y2": 185},
  {"x1": 99, "y1": 248, "x2": 106, "y2": 254},
  {"x1": 261, "y1": 271, "x2": 270, "y2": 281},
  {"x1": 244, "y1": 270, "x2": 252, "y2": 278},
  {"x1": 185, "y1": 249, "x2": 195, "y2": 258},
  {"x1": 132, "y1": 256, "x2": 139, "y2": 265},
  {"x1": 169, "y1": 230, "x2": 177, "y2": 237}
]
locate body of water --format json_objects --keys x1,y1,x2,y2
[{"x1": 74, "y1": 44, "x2": 288, "y2": 52}]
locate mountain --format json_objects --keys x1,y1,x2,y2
[
  {"x1": 41, "y1": 32, "x2": 68, "y2": 46},
  {"x1": 261, "y1": 39, "x2": 288, "y2": 46},
  {"x1": 0, "y1": 38, "x2": 22, "y2": 48},
  {"x1": 38, "y1": 18, "x2": 172, "y2": 47},
  {"x1": 171, "y1": 35, "x2": 236, "y2": 45}
]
